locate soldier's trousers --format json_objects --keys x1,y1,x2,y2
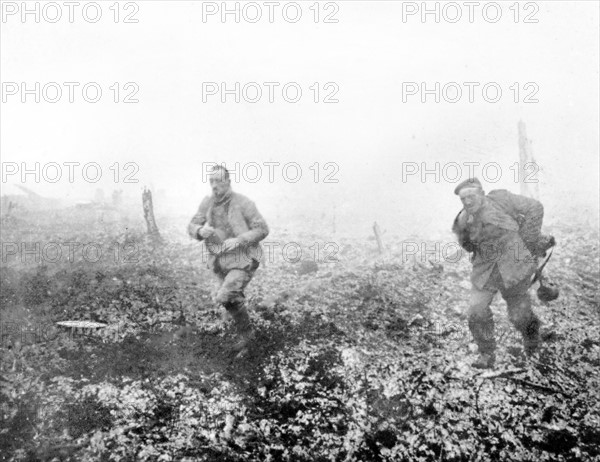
[
  {"x1": 468, "y1": 266, "x2": 540, "y2": 354},
  {"x1": 213, "y1": 260, "x2": 259, "y2": 314}
]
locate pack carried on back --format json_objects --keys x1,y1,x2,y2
[
  {"x1": 453, "y1": 189, "x2": 554, "y2": 256},
  {"x1": 486, "y1": 189, "x2": 526, "y2": 229},
  {"x1": 487, "y1": 190, "x2": 555, "y2": 256},
  {"x1": 452, "y1": 189, "x2": 558, "y2": 302}
]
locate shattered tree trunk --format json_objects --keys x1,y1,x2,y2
[
  {"x1": 373, "y1": 222, "x2": 384, "y2": 254},
  {"x1": 518, "y1": 120, "x2": 540, "y2": 200},
  {"x1": 142, "y1": 188, "x2": 162, "y2": 240}
]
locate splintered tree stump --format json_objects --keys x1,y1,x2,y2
[
  {"x1": 142, "y1": 188, "x2": 162, "y2": 240},
  {"x1": 373, "y1": 221, "x2": 384, "y2": 254}
]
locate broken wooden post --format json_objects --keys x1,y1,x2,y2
[
  {"x1": 112, "y1": 189, "x2": 123, "y2": 207},
  {"x1": 142, "y1": 187, "x2": 161, "y2": 239},
  {"x1": 518, "y1": 120, "x2": 540, "y2": 200},
  {"x1": 373, "y1": 221, "x2": 383, "y2": 254}
]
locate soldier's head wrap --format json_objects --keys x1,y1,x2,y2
[{"x1": 454, "y1": 178, "x2": 483, "y2": 195}]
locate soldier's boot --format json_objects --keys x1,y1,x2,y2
[
  {"x1": 469, "y1": 314, "x2": 497, "y2": 369},
  {"x1": 505, "y1": 289, "x2": 541, "y2": 357},
  {"x1": 522, "y1": 317, "x2": 541, "y2": 357},
  {"x1": 229, "y1": 303, "x2": 255, "y2": 352},
  {"x1": 472, "y1": 352, "x2": 496, "y2": 369}
]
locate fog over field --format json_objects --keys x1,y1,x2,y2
[
  {"x1": 2, "y1": 1, "x2": 598, "y2": 237},
  {"x1": 2, "y1": 2, "x2": 600, "y2": 461}
]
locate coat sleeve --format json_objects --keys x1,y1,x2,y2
[
  {"x1": 504, "y1": 190, "x2": 544, "y2": 253},
  {"x1": 452, "y1": 209, "x2": 475, "y2": 252},
  {"x1": 237, "y1": 199, "x2": 269, "y2": 245},
  {"x1": 187, "y1": 196, "x2": 211, "y2": 240}
]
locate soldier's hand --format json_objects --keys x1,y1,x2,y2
[
  {"x1": 199, "y1": 225, "x2": 215, "y2": 239},
  {"x1": 222, "y1": 238, "x2": 242, "y2": 253},
  {"x1": 533, "y1": 234, "x2": 556, "y2": 257}
]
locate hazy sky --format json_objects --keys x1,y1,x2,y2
[{"x1": 1, "y1": 1, "x2": 599, "y2": 235}]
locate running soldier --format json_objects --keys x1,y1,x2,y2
[{"x1": 188, "y1": 165, "x2": 269, "y2": 353}]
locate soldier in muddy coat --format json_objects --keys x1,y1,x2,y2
[
  {"x1": 188, "y1": 165, "x2": 269, "y2": 352},
  {"x1": 452, "y1": 178, "x2": 551, "y2": 369}
]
